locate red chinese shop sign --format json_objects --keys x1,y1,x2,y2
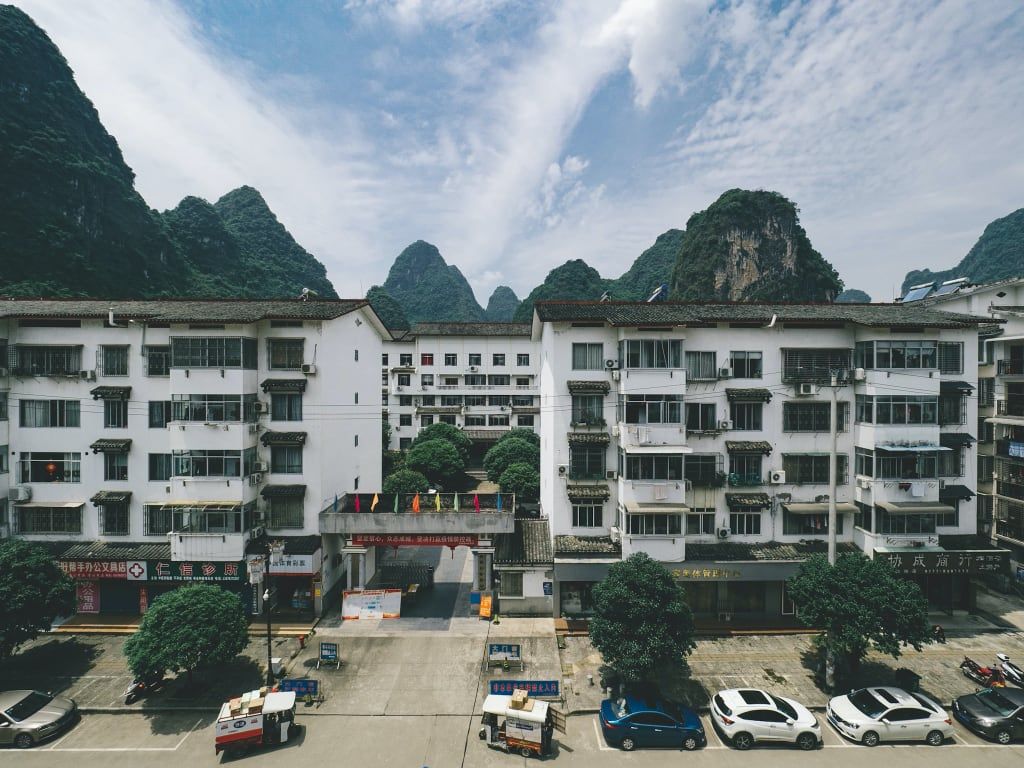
[
  {"x1": 61, "y1": 560, "x2": 148, "y2": 580},
  {"x1": 76, "y1": 581, "x2": 99, "y2": 614},
  {"x1": 351, "y1": 534, "x2": 479, "y2": 548}
]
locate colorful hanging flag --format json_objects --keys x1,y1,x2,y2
[
  {"x1": 371, "y1": 493, "x2": 379, "y2": 512},
  {"x1": 354, "y1": 494, "x2": 361, "y2": 513},
  {"x1": 496, "y1": 492, "x2": 502, "y2": 512},
  {"x1": 435, "y1": 492, "x2": 442, "y2": 512},
  {"x1": 393, "y1": 492, "x2": 399, "y2": 514},
  {"x1": 412, "y1": 493, "x2": 421, "y2": 513},
  {"x1": 453, "y1": 492, "x2": 460, "y2": 512},
  {"x1": 473, "y1": 494, "x2": 481, "y2": 513}
]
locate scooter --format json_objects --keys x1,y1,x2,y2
[
  {"x1": 997, "y1": 653, "x2": 1024, "y2": 687},
  {"x1": 961, "y1": 656, "x2": 1006, "y2": 687},
  {"x1": 123, "y1": 674, "x2": 164, "y2": 704}
]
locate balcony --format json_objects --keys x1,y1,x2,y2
[
  {"x1": 997, "y1": 398, "x2": 1024, "y2": 418},
  {"x1": 319, "y1": 492, "x2": 514, "y2": 536},
  {"x1": 170, "y1": 530, "x2": 251, "y2": 561},
  {"x1": 727, "y1": 473, "x2": 763, "y2": 487},
  {"x1": 618, "y1": 423, "x2": 686, "y2": 448},
  {"x1": 621, "y1": 533, "x2": 685, "y2": 562},
  {"x1": 996, "y1": 439, "x2": 1024, "y2": 461},
  {"x1": 619, "y1": 479, "x2": 690, "y2": 508},
  {"x1": 781, "y1": 348, "x2": 853, "y2": 384},
  {"x1": 616, "y1": 368, "x2": 685, "y2": 396},
  {"x1": 168, "y1": 421, "x2": 260, "y2": 451},
  {"x1": 855, "y1": 477, "x2": 941, "y2": 506},
  {"x1": 998, "y1": 359, "x2": 1024, "y2": 376}
]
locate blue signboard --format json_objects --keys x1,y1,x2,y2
[
  {"x1": 488, "y1": 643, "x2": 522, "y2": 662},
  {"x1": 543, "y1": 581, "x2": 552, "y2": 596},
  {"x1": 320, "y1": 641, "x2": 339, "y2": 662},
  {"x1": 490, "y1": 680, "x2": 560, "y2": 697},
  {"x1": 279, "y1": 678, "x2": 319, "y2": 697},
  {"x1": 1011, "y1": 441, "x2": 1024, "y2": 458}
]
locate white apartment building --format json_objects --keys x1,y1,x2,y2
[
  {"x1": 0, "y1": 298, "x2": 386, "y2": 618},
  {"x1": 383, "y1": 322, "x2": 539, "y2": 464},
  {"x1": 534, "y1": 300, "x2": 1003, "y2": 626}
]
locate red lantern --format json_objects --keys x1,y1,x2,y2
[{"x1": 45, "y1": 462, "x2": 58, "y2": 475}]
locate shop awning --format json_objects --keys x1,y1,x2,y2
[
  {"x1": 567, "y1": 380, "x2": 611, "y2": 394},
  {"x1": 566, "y1": 484, "x2": 610, "y2": 501},
  {"x1": 876, "y1": 501, "x2": 956, "y2": 514},
  {"x1": 876, "y1": 443, "x2": 951, "y2": 452},
  {"x1": 260, "y1": 431, "x2": 307, "y2": 446},
  {"x1": 624, "y1": 502, "x2": 690, "y2": 514},
  {"x1": 261, "y1": 378, "x2": 307, "y2": 393},
  {"x1": 90, "y1": 438, "x2": 132, "y2": 453},
  {"x1": 726, "y1": 440, "x2": 773, "y2": 454},
  {"x1": 782, "y1": 501, "x2": 859, "y2": 515},
  {"x1": 939, "y1": 484, "x2": 975, "y2": 502},
  {"x1": 90, "y1": 385, "x2": 131, "y2": 400},
  {"x1": 567, "y1": 432, "x2": 610, "y2": 445},
  {"x1": 621, "y1": 445, "x2": 692, "y2": 454},
  {"x1": 725, "y1": 388, "x2": 773, "y2": 403},
  {"x1": 13, "y1": 501, "x2": 84, "y2": 508},
  {"x1": 940, "y1": 432, "x2": 976, "y2": 448},
  {"x1": 940, "y1": 380, "x2": 974, "y2": 394},
  {"x1": 90, "y1": 490, "x2": 132, "y2": 504},
  {"x1": 726, "y1": 493, "x2": 771, "y2": 509},
  {"x1": 260, "y1": 484, "x2": 307, "y2": 499}
]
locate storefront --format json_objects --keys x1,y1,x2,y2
[
  {"x1": 494, "y1": 519, "x2": 553, "y2": 617},
  {"x1": 873, "y1": 545, "x2": 1010, "y2": 613},
  {"x1": 552, "y1": 534, "x2": 621, "y2": 617},
  {"x1": 245, "y1": 535, "x2": 324, "y2": 619}
]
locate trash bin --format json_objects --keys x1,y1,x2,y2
[{"x1": 894, "y1": 668, "x2": 920, "y2": 692}]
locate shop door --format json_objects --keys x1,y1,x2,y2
[{"x1": 100, "y1": 581, "x2": 141, "y2": 613}]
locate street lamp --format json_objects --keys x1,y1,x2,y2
[{"x1": 264, "y1": 539, "x2": 285, "y2": 687}]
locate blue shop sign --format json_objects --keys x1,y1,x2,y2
[
  {"x1": 490, "y1": 680, "x2": 560, "y2": 697},
  {"x1": 543, "y1": 581, "x2": 552, "y2": 596},
  {"x1": 320, "y1": 641, "x2": 339, "y2": 662},
  {"x1": 1010, "y1": 441, "x2": 1024, "y2": 458},
  {"x1": 279, "y1": 678, "x2": 319, "y2": 697}
]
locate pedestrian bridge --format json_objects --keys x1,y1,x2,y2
[{"x1": 319, "y1": 492, "x2": 515, "y2": 536}]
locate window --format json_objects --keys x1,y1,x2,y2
[
  {"x1": 173, "y1": 450, "x2": 243, "y2": 477},
  {"x1": 17, "y1": 505, "x2": 81, "y2": 534},
  {"x1": 271, "y1": 446, "x2": 303, "y2": 474},
  {"x1": 421, "y1": 374, "x2": 434, "y2": 386},
  {"x1": 468, "y1": 353, "x2": 482, "y2": 366},
  {"x1": 149, "y1": 401, "x2": 172, "y2": 428},
  {"x1": 979, "y1": 454, "x2": 994, "y2": 482},
  {"x1": 498, "y1": 571, "x2": 523, "y2": 598},
  {"x1": 730, "y1": 351, "x2": 762, "y2": 378},
  {"x1": 444, "y1": 353, "x2": 457, "y2": 366},
  {"x1": 569, "y1": 445, "x2": 605, "y2": 480},
  {"x1": 622, "y1": 395, "x2": 683, "y2": 424},
  {"x1": 855, "y1": 447, "x2": 874, "y2": 477},
  {"x1": 171, "y1": 394, "x2": 257, "y2": 422},
  {"x1": 730, "y1": 511, "x2": 762, "y2": 535},
  {"x1": 269, "y1": 497, "x2": 303, "y2": 529},
  {"x1": 399, "y1": 395, "x2": 413, "y2": 407},
  {"x1": 517, "y1": 415, "x2": 535, "y2": 427},
  {"x1": 104, "y1": 400, "x2": 128, "y2": 428},
  {"x1": 855, "y1": 394, "x2": 873, "y2": 423},
  {"x1": 686, "y1": 509, "x2": 715, "y2": 535},
  {"x1": 19, "y1": 399, "x2": 80, "y2": 428},
  {"x1": 493, "y1": 353, "x2": 506, "y2": 366},
  {"x1": 382, "y1": 353, "x2": 389, "y2": 366},
  {"x1": 169, "y1": 502, "x2": 249, "y2": 534},
  {"x1": 442, "y1": 395, "x2": 463, "y2": 407},
  {"x1": 939, "y1": 393, "x2": 966, "y2": 425},
  {"x1": 488, "y1": 374, "x2": 510, "y2": 386},
  {"x1": 572, "y1": 504, "x2": 602, "y2": 527},
  {"x1": 397, "y1": 373, "x2": 411, "y2": 386},
  {"x1": 868, "y1": 396, "x2": 938, "y2": 425},
  {"x1": 685, "y1": 454, "x2": 723, "y2": 486},
  {"x1": 572, "y1": 395, "x2": 605, "y2": 425},
  {"x1": 619, "y1": 339, "x2": 683, "y2": 368},
  {"x1": 465, "y1": 415, "x2": 486, "y2": 426},
  {"x1": 145, "y1": 504, "x2": 172, "y2": 535},
  {"x1": 101, "y1": 345, "x2": 129, "y2": 376},
  {"x1": 271, "y1": 393, "x2": 303, "y2": 421},
  {"x1": 421, "y1": 353, "x2": 434, "y2": 366},
  {"x1": 170, "y1": 337, "x2": 257, "y2": 369},
  {"x1": 488, "y1": 414, "x2": 510, "y2": 426},
  {"x1": 979, "y1": 377, "x2": 995, "y2": 407},
  {"x1": 938, "y1": 341, "x2": 963, "y2": 374},
  {"x1": 782, "y1": 348, "x2": 853, "y2": 382},
  {"x1": 730, "y1": 401, "x2": 762, "y2": 430},
  {"x1": 149, "y1": 453, "x2": 173, "y2": 481},
  {"x1": 399, "y1": 437, "x2": 412, "y2": 450},
  {"x1": 782, "y1": 454, "x2": 848, "y2": 484},
  {"x1": 268, "y1": 339, "x2": 304, "y2": 370},
  {"x1": 421, "y1": 415, "x2": 434, "y2": 427},
  {"x1": 399, "y1": 353, "x2": 413, "y2": 366},
  {"x1": 939, "y1": 447, "x2": 964, "y2": 477},
  {"x1": 571, "y1": 343, "x2": 604, "y2": 370},
  {"x1": 627, "y1": 513, "x2": 682, "y2": 535},
  {"x1": 729, "y1": 453, "x2": 762, "y2": 481},
  {"x1": 465, "y1": 374, "x2": 486, "y2": 386},
  {"x1": 0, "y1": 393, "x2": 6, "y2": 421},
  {"x1": 511, "y1": 395, "x2": 533, "y2": 407},
  {"x1": 99, "y1": 503, "x2": 129, "y2": 535},
  {"x1": 102, "y1": 452, "x2": 128, "y2": 481},
  {"x1": 874, "y1": 450, "x2": 938, "y2": 479},
  {"x1": 685, "y1": 351, "x2": 717, "y2": 380},
  {"x1": 144, "y1": 345, "x2": 170, "y2": 376},
  {"x1": 876, "y1": 509, "x2": 938, "y2": 535},
  {"x1": 517, "y1": 353, "x2": 530, "y2": 366},
  {"x1": 438, "y1": 415, "x2": 455, "y2": 425},
  {"x1": 783, "y1": 510, "x2": 845, "y2": 535},
  {"x1": 782, "y1": 401, "x2": 849, "y2": 431},
  {"x1": 856, "y1": 339, "x2": 937, "y2": 369},
  {"x1": 623, "y1": 453, "x2": 684, "y2": 480},
  {"x1": 465, "y1": 395, "x2": 486, "y2": 406},
  {"x1": 399, "y1": 413, "x2": 412, "y2": 426},
  {"x1": 685, "y1": 402, "x2": 716, "y2": 431},
  {"x1": 11, "y1": 345, "x2": 81, "y2": 376},
  {"x1": 488, "y1": 395, "x2": 510, "y2": 406}
]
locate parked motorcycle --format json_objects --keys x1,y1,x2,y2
[
  {"x1": 961, "y1": 656, "x2": 1006, "y2": 688},
  {"x1": 997, "y1": 653, "x2": 1024, "y2": 687},
  {"x1": 123, "y1": 674, "x2": 164, "y2": 704}
]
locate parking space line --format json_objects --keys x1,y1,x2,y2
[
  {"x1": 173, "y1": 718, "x2": 204, "y2": 750},
  {"x1": 702, "y1": 714, "x2": 726, "y2": 749},
  {"x1": 591, "y1": 717, "x2": 616, "y2": 751}
]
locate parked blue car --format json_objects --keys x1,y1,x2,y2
[{"x1": 599, "y1": 695, "x2": 705, "y2": 751}]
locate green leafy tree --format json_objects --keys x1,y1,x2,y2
[
  {"x1": 124, "y1": 584, "x2": 248, "y2": 683},
  {"x1": 496, "y1": 427, "x2": 540, "y2": 448},
  {"x1": 498, "y1": 462, "x2": 540, "y2": 500},
  {"x1": 589, "y1": 553, "x2": 696, "y2": 687},
  {"x1": 381, "y1": 418, "x2": 392, "y2": 451},
  {"x1": 786, "y1": 553, "x2": 932, "y2": 684},
  {"x1": 0, "y1": 540, "x2": 74, "y2": 659},
  {"x1": 405, "y1": 438, "x2": 464, "y2": 486},
  {"x1": 382, "y1": 468, "x2": 430, "y2": 495},
  {"x1": 483, "y1": 437, "x2": 540, "y2": 482},
  {"x1": 411, "y1": 421, "x2": 473, "y2": 463}
]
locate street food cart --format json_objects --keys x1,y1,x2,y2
[
  {"x1": 214, "y1": 689, "x2": 297, "y2": 756},
  {"x1": 479, "y1": 691, "x2": 555, "y2": 758}
]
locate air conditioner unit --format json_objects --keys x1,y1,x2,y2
[
  {"x1": 249, "y1": 472, "x2": 264, "y2": 486},
  {"x1": 248, "y1": 423, "x2": 260, "y2": 435},
  {"x1": 394, "y1": 426, "x2": 401, "y2": 432},
  {"x1": 609, "y1": 526, "x2": 622, "y2": 543},
  {"x1": 853, "y1": 367, "x2": 867, "y2": 381},
  {"x1": 717, "y1": 419, "x2": 733, "y2": 430},
  {"x1": 396, "y1": 385, "x2": 404, "y2": 392},
  {"x1": 718, "y1": 366, "x2": 733, "y2": 379},
  {"x1": 857, "y1": 477, "x2": 871, "y2": 489},
  {"x1": 301, "y1": 363, "x2": 317, "y2": 375},
  {"x1": 9, "y1": 486, "x2": 31, "y2": 502},
  {"x1": 611, "y1": 425, "x2": 620, "y2": 437},
  {"x1": 79, "y1": 370, "x2": 96, "y2": 381},
  {"x1": 612, "y1": 370, "x2": 621, "y2": 381},
  {"x1": 253, "y1": 401, "x2": 267, "y2": 414},
  {"x1": 250, "y1": 525, "x2": 265, "y2": 540},
  {"x1": 253, "y1": 461, "x2": 269, "y2": 473},
  {"x1": 606, "y1": 470, "x2": 617, "y2": 480},
  {"x1": 717, "y1": 527, "x2": 730, "y2": 539},
  {"x1": 469, "y1": 366, "x2": 479, "y2": 372},
  {"x1": 796, "y1": 383, "x2": 817, "y2": 396},
  {"x1": 557, "y1": 465, "x2": 568, "y2": 476},
  {"x1": 499, "y1": 406, "x2": 507, "y2": 411},
  {"x1": 769, "y1": 470, "x2": 787, "y2": 484},
  {"x1": 605, "y1": 359, "x2": 619, "y2": 370}
]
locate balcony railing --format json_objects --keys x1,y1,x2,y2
[
  {"x1": 333, "y1": 492, "x2": 512, "y2": 514},
  {"x1": 569, "y1": 470, "x2": 607, "y2": 482},
  {"x1": 997, "y1": 399, "x2": 1024, "y2": 417},
  {"x1": 998, "y1": 359, "x2": 1024, "y2": 376},
  {"x1": 727, "y1": 473, "x2": 763, "y2": 487},
  {"x1": 686, "y1": 471, "x2": 726, "y2": 488}
]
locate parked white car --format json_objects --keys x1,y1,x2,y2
[
  {"x1": 710, "y1": 688, "x2": 821, "y2": 750},
  {"x1": 827, "y1": 687, "x2": 953, "y2": 746}
]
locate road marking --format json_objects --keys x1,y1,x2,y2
[{"x1": 591, "y1": 718, "x2": 616, "y2": 751}]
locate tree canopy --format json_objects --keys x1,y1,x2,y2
[
  {"x1": 405, "y1": 438, "x2": 464, "y2": 486},
  {"x1": 123, "y1": 584, "x2": 248, "y2": 681},
  {"x1": 589, "y1": 553, "x2": 696, "y2": 687},
  {"x1": 483, "y1": 437, "x2": 540, "y2": 482},
  {"x1": 0, "y1": 539, "x2": 74, "y2": 659},
  {"x1": 498, "y1": 462, "x2": 540, "y2": 500},
  {"x1": 411, "y1": 421, "x2": 473, "y2": 462},
  {"x1": 382, "y1": 468, "x2": 431, "y2": 495},
  {"x1": 496, "y1": 427, "x2": 540, "y2": 448},
  {"x1": 786, "y1": 553, "x2": 932, "y2": 679}
]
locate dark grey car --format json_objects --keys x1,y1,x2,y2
[
  {"x1": 953, "y1": 688, "x2": 1024, "y2": 744},
  {"x1": 0, "y1": 690, "x2": 78, "y2": 748}
]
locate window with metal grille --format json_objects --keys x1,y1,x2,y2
[
  {"x1": 569, "y1": 445, "x2": 605, "y2": 480},
  {"x1": 782, "y1": 348, "x2": 853, "y2": 382},
  {"x1": 269, "y1": 339, "x2": 305, "y2": 370},
  {"x1": 498, "y1": 571, "x2": 523, "y2": 597},
  {"x1": 99, "y1": 503, "x2": 130, "y2": 535},
  {"x1": 10, "y1": 345, "x2": 82, "y2": 376},
  {"x1": 171, "y1": 337, "x2": 257, "y2": 369},
  {"x1": 269, "y1": 497, "x2": 304, "y2": 529},
  {"x1": 938, "y1": 342, "x2": 963, "y2": 374},
  {"x1": 145, "y1": 504, "x2": 172, "y2": 535},
  {"x1": 782, "y1": 401, "x2": 849, "y2": 431},
  {"x1": 572, "y1": 395, "x2": 604, "y2": 425},
  {"x1": 101, "y1": 345, "x2": 129, "y2": 376},
  {"x1": 16, "y1": 506, "x2": 82, "y2": 534},
  {"x1": 781, "y1": 454, "x2": 848, "y2": 484}
]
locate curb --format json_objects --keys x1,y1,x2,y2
[{"x1": 80, "y1": 706, "x2": 220, "y2": 714}]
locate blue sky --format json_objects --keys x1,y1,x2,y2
[{"x1": 16, "y1": 0, "x2": 1024, "y2": 302}]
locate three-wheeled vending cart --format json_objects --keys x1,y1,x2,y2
[
  {"x1": 214, "y1": 689, "x2": 298, "y2": 756},
  {"x1": 479, "y1": 691, "x2": 555, "y2": 758}
]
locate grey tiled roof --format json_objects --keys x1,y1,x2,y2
[
  {"x1": 260, "y1": 431, "x2": 307, "y2": 446},
  {"x1": 90, "y1": 386, "x2": 131, "y2": 399},
  {"x1": 261, "y1": 378, "x2": 307, "y2": 392},
  {"x1": 566, "y1": 484, "x2": 610, "y2": 500},
  {"x1": 567, "y1": 380, "x2": 611, "y2": 394},
  {"x1": 567, "y1": 432, "x2": 610, "y2": 445},
  {"x1": 409, "y1": 322, "x2": 532, "y2": 337},
  {"x1": 534, "y1": 300, "x2": 994, "y2": 328},
  {"x1": 554, "y1": 534, "x2": 621, "y2": 556},
  {"x1": 260, "y1": 484, "x2": 307, "y2": 498},
  {"x1": 0, "y1": 298, "x2": 368, "y2": 323},
  {"x1": 725, "y1": 388, "x2": 772, "y2": 402},
  {"x1": 59, "y1": 541, "x2": 172, "y2": 560},
  {"x1": 725, "y1": 492, "x2": 771, "y2": 508},
  {"x1": 90, "y1": 490, "x2": 132, "y2": 504},
  {"x1": 495, "y1": 519, "x2": 554, "y2": 565},
  {"x1": 725, "y1": 440, "x2": 773, "y2": 454},
  {"x1": 686, "y1": 541, "x2": 860, "y2": 562},
  {"x1": 90, "y1": 438, "x2": 132, "y2": 453}
]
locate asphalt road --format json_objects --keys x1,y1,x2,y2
[{"x1": 5, "y1": 709, "x2": 1024, "y2": 768}]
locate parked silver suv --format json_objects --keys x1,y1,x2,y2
[{"x1": 0, "y1": 690, "x2": 78, "y2": 748}]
